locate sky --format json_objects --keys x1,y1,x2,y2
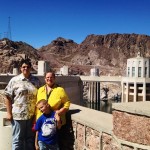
[{"x1": 0, "y1": 0, "x2": 150, "y2": 48}]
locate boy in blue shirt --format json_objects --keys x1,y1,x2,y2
[{"x1": 35, "y1": 99, "x2": 61, "y2": 150}]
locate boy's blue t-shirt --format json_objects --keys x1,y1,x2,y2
[{"x1": 35, "y1": 111, "x2": 58, "y2": 145}]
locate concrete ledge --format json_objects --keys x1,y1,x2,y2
[
  {"x1": 69, "y1": 103, "x2": 113, "y2": 134},
  {"x1": 112, "y1": 101, "x2": 150, "y2": 117},
  {"x1": 0, "y1": 108, "x2": 12, "y2": 150}
]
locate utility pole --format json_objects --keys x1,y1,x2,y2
[
  {"x1": 4, "y1": 32, "x2": 7, "y2": 38},
  {"x1": 7, "y1": 16, "x2": 12, "y2": 40}
]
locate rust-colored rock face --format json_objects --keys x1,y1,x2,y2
[
  {"x1": 38, "y1": 33, "x2": 150, "y2": 76},
  {"x1": 1, "y1": 33, "x2": 150, "y2": 75},
  {"x1": 113, "y1": 111, "x2": 150, "y2": 145},
  {"x1": 0, "y1": 38, "x2": 41, "y2": 73}
]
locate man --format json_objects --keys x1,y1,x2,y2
[{"x1": 4, "y1": 59, "x2": 40, "y2": 150}]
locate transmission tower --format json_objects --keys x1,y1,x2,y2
[
  {"x1": 4, "y1": 32, "x2": 8, "y2": 38},
  {"x1": 7, "y1": 16, "x2": 12, "y2": 40}
]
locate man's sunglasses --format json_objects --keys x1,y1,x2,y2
[{"x1": 21, "y1": 66, "x2": 31, "y2": 69}]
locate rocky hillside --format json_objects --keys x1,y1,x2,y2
[
  {"x1": 1, "y1": 33, "x2": 150, "y2": 75},
  {"x1": 0, "y1": 38, "x2": 42, "y2": 73},
  {"x1": 39, "y1": 33, "x2": 150, "y2": 75}
]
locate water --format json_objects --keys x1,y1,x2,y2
[{"x1": 82, "y1": 98, "x2": 121, "y2": 114}]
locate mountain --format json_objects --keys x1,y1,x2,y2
[
  {"x1": 0, "y1": 38, "x2": 42, "y2": 73},
  {"x1": 38, "y1": 33, "x2": 150, "y2": 75},
  {"x1": 1, "y1": 33, "x2": 150, "y2": 75}
]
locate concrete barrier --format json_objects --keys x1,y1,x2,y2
[{"x1": 0, "y1": 108, "x2": 12, "y2": 150}]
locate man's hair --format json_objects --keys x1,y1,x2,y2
[
  {"x1": 36, "y1": 99, "x2": 48, "y2": 107},
  {"x1": 19, "y1": 59, "x2": 32, "y2": 68}
]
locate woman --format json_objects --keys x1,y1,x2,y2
[{"x1": 36, "y1": 71, "x2": 70, "y2": 126}]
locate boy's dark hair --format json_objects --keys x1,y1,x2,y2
[{"x1": 19, "y1": 59, "x2": 32, "y2": 68}]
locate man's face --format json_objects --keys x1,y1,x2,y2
[
  {"x1": 45, "y1": 72, "x2": 55, "y2": 87},
  {"x1": 20, "y1": 63, "x2": 31, "y2": 77}
]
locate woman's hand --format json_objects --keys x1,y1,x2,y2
[
  {"x1": 55, "y1": 110, "x2": 61, "y2": 116},
  {"x1": 55, "y1": 112, "x2": 60, "y2": 121},
  {"x1": 55, "y1": 113, "x2": 62, "y2": 129},
  {"x1": 55, "y1": 107, "x2": 68, "y2": 116}
]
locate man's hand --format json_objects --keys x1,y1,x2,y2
[{"x1": 6, "y1": 112, "x2": 13, "y2": 121}]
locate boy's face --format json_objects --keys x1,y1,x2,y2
[{"x1": 37, "y1": 102, "x2": 49, "y2": 114}]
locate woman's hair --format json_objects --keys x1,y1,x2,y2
[{"x1": 44, "y1": 71, "x2": 55, "y2": 78}]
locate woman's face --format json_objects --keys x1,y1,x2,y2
[{"x1": 45, "y1": 72, "x2": 55, "y2": 87}]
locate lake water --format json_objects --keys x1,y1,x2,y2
[{"x1": 82, "y1": 98, "x2": 121, "y2": 114}]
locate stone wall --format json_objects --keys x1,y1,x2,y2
[
  {"x1": 113, "y1": 111, "x2": 150, "y2": 145},
  {"x1": 112, "y1": 102, "x2": 150, "y2": 150},
  {"x1": 0, "y1": 102, "x2": 150, "y2": 150},
  {"x1": 0, "y1": 75, "x2": 150, "y2": 150},
  {"x1": 60, "y1": 104, "x2": 121, "y2": 150},
  {"x1": 59, "y1": 103, "x2": 150, "y2": 150}
]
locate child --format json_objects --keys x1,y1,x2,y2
[{"x1": 35, "y1": 99, "x2": 62, "y2": 150}]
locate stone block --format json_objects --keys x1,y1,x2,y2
[{"x1": 113, "y1": 111, "x2": 150, "y2": 145}]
